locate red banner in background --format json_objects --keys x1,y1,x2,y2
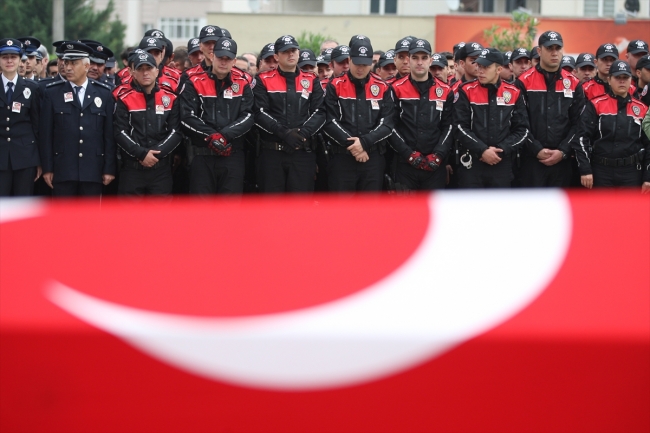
[
  {"x1": 1, "y1": 192, "x2": 648, "y2": 432},
  {"x1": 435, "y1": 15, "x2": 650, "y2": 55}
]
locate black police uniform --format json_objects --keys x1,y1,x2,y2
[
  {"x1": 389, "y1": 42, "x2": 454, "y2": 190},
  {"x1": 114, "y1": 55, "x2": 182, "y2": 197},
  {"x1": 39, "y1": 43, "x2": 116, "y2": 196},
  {"x1": 323, "y1": 65, "x2": 395, "y2": 190},
  {"x1": 0, "y1": 39, "x2": 41, "y2": 196},
  {"x1": 455, "y1": 77, "x2": 531, "y2": 188},
  {"x1": 572, "y1": 62, "x2": 650, "y2": 187},
  {"x1": 253, "y1": 35, "x2": 326, "y2": 193},
  {"x1": 179, "y1": 38, "x2": 255, "y2": 195},
  {"x1": 514, "y1": 31, "x2": 584, "y2": 187}
]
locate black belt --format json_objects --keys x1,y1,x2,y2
[
  {"x1": 122, "y1": 157, "x2": 170, "y2": 170},
  {"x1": 260, "y1": 141, "x2": 313, "y2": 152},
  {"x1": 593, "y1": 151, "x2": 643, "y2": 167}
]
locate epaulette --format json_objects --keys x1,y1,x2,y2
[
  {"x1": 46, "y1": 80, "x2": 66, "y2": 88},
  {"x1": 90, "y1": 79, "x2": 112, "y2": 91}
]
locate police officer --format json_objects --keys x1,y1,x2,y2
[
  {"x1": 573, "y1": 53, "x2": 596, "y2": 84},
  {"x1": 561, "y1": 55, "x2": 576, "y2": 74},
  {"x1": 509, "y1": 48, "x2": 532, "y2": 80},
  {"x1": 389, "y1": 39, "x2": 453, "y2": 190},
  {"x1": 39, "y1": 42, "x2": 116, "y2": 196},
  {"x1": 139, "y1": 37, "x2": 180, "y2": 92},
  {"x1": 0, "y1": 38, "x2": 41, "y2": 196},
  {"x1": 515, "y1": 31, "x2": 584, "y2": 187},
  {"x1": 572, "y1": 61, "x2": 649, "y2": 190},
  {"x1": 316, "y1": 51, "x2": 333, "y2": 86},
  {"x1": 80, "y1": 40, "x2": 115, "y2": 89},
  {"x1": 583, "y1": 43, "x2": 619, "y2": 101},
  {"x1": 253, "y1": 35, "x2": 325, "y2": 193},
  {"x1": 633, "y1": 54, "x2": 650, "y2": 106},
  {"x1": 179, "y1": 37, "x2": 254, "y2": 195},
  {"x1": 626, "y1": 40, "x2": 649, "y2": 85},
  {"x1": 377, "y1": 50, "x2": 397, "y2": 82},
  {"x1": 187, "y1": 37, "x2": 203, "y2": 67},
  {"x1": 298, "y1": 49, "x2": 317, "y2": 73},
  {"x1": 323, "y1": 37, "x2": 394, "y2": 192},
  {"x1": 39, "y1": 41, "x2": 68, "y2": 87},
  {"x1": 451, "y1": 42, "x2": 484, "y2": 94},
  {"x1": 454, "y1": 48, "x2": 530, "y2": 188},
  {"x1": 393, "y1": 38, "x2": 412, "y2": 80},
  {"x1": 114, "y1": 52, "x2": 182, "y2": 197},
  {"x1": 258, "y1": 43, "x2": 279, "y2": 73},
  {"x1": 17, "y1": 37, "x2": 41, "y2": 81},
  {"x1": 500, "y1": 51, "x2": 514, "y2": 82},
  {"x1": 330, "y1": 45, "x2": 351, "y2": 78}
]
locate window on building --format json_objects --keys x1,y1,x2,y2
[
  {"x1": 159, "y1": 18, "x2": 206, "y2": 39},
  {"x1": 370, "y1": 0, "x2": 398, "y2": 14},
  {"x1": 584, "y1": 0, "x2": 615, "y2": 17},
  {"x1": 459, "y1": 0, "x2": 539, "y2": 13}
]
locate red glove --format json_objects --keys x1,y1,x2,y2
[
  {"x1": 425, "y1": 153, "x2": 442, "y2": 171},
  {"x1": 207, "y1": 133, "x2": 232, "y2": 156},
  {"x1": 408, "y1": 151, "x2": 430, "y2": 171}
]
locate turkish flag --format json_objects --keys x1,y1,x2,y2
[{"x1": 1, "y1": 191, "x2": 648, "y2": 432}]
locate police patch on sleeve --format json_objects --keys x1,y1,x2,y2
[
  {"x1": 370, "y1": 84, "x2": 380, "y2": 97},
  {"x1": 162, "y1": 95, "x2": 171, "y2": 108},
  {"x1": 435, "y1": 87, "x2": 443, "y2": 98}
]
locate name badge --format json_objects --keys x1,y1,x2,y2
[
  {"x1": 371, "y1": 100, "x2": 380, "y2": 110},
  {"x1": 155, "y1": 105, "x2": 165, "y2": 115},
  {"x1": 564, "y1": 89, "x2": 573, "y2": 98},
  {"x1": 12, "y1": 102, "x2": 21, "y2": 113},
  {"x1": 301, "y1": 89, "x2": 310, "y2": 99},
  {"x1": 496, "y1": 97, "x2": 506, "y2": 106},
  {"x1": 436, "y1": 100, "x2": 444, "y2": 111},
  {"x1": 64, "y1": 92, "x2": 74, "y2": 103},
  {"x1": 224, "y1": 90, "x2": 233, "y2": 99}
]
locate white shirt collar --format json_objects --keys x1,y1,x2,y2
[
  {"x1": 72, "y1": 79, "x2": 88, "y2": 91},
  {"x1": 2, "y1": 74, "x2": 18, "y2": 89}
]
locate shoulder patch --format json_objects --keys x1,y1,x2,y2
[
  {"x1": 90, "y1": 79, "x2": 112, "y2": 91},
  {"x1": 46, "y1": 80, "x2": 66, "y2": 88}
]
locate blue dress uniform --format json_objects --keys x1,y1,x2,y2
[
  {"x1": 39, "y1": 42, "x2": 116, "y2": 196},
  {"x1": 0, "y1": 38, "x2": 41, "y2": 196}
]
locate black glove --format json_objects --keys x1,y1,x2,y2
[{"x1": 284, "y1": 128, "x2": 306, "y2": 150}]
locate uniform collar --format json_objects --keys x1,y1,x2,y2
[{"x1": 2, "y1": 74, "x2": 18, "y2": 88}]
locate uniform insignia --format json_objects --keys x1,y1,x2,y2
[
  {"x1": 359, "y1": 46, "x2": 368, "y2": 54},
  {"x1": 6, "y1": 40, "x2": 12, "y2": 46},
  {"x1": 563, "y1": 78, "x2": 571, "y2": 89},
  {"x1": 435, "y1": 87, "x2": 443, "y2": 98},
  {"x1": 24, "y1": 40, "x2": 31, "y2": 46},
  {"x1": 23, "y1": 88, "x2": 31, "y2": 99},
  {"x1": 94, "y1": 97, "x2": 102, "y2": 108},
  {"x1": 503, "y1": 90, "x2": 512, "y2": 103},
  {"x1": 617, "y1": 61, "x2": 626, "y2": 69},
  {"x1": 633, "y1": 105, "x2": 640, "y2": 116},
  {"x1": 67, "y1": 44, "x2": 74, "y2": 50},
  {"x1": 162, "y1": 95, "x2": 171, "y2": 108},
  {"x1": 231, "y1": 83, "x2": 239, "y2": 93},
  {"x1": 401, "y1": 40, "x2": 410, "y2": 47},
  {"x1": 300, "y1": 79, "x2": 310, "y2": 89},
  {"x1": 152, "y1": 31, "x2": 163, "y2": 38},
  {"x1": 370, "y1": 84, "x2": 380, "y2": 97},
  {"x1": 642, "y1": 85, "x2": 648, "y2": 97}
]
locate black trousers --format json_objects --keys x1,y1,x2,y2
[
  {"x1": 118, "y1": 165, "x2": 173, "y2": 197},
  {"x1": 520, "y1": 154, "x2": 572, "y2": 188},
  {"x1": 53, "y1": 181, "x2": 103, "y2": 197},
  {"x1": 0, "y1": 166, "x2": 36, "y2": 196},
  {"x1": 257, "y1": 149, "x2": 316, "y2": 193},
  {"x1": 592, "y1": 163, "x2": 643, "y2": 187},
  {"x1": 189, "y1": 152, "x2": 245, "y2": 195},
  {"x1": 394, "y1": 160, "x2": 446, "y2": 190},
  {"x1": 327, "y1": 151, "x2": 385, "y2": 192},
  {"x1": 458, "y1": 156, "x2": 513, "y2": 188}
]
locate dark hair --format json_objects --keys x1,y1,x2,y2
[
  {"x1": 373, "y1": 50, "x2": 385, "y2": 56},
  {"x1": 173, "y1": 46, "x2": 188, "y2": 64},
  {"x1": 121, "y1": 46, "x2": 136, "y2": 61},
  {"x1": 440, "y1": 51, "x2": 453, "y2": 61}
]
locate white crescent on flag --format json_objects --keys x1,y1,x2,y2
[{"x1": 46, "y1": 191, "x2": 572, "y2": 390}]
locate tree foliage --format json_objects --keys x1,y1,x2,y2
[
  {"x1": 296, "y1": 31, "x2": 332, "y2": 55},
  {"x1": 483, "y1": 11, "x2": 539, "y2": 52},
  {"x1": 0, "y1": 0, "x2": 125, "y2": 60}
]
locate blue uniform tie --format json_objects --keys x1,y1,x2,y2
[{"x1": 6, "y1": 82, "x2": 13, "y2": 105}]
